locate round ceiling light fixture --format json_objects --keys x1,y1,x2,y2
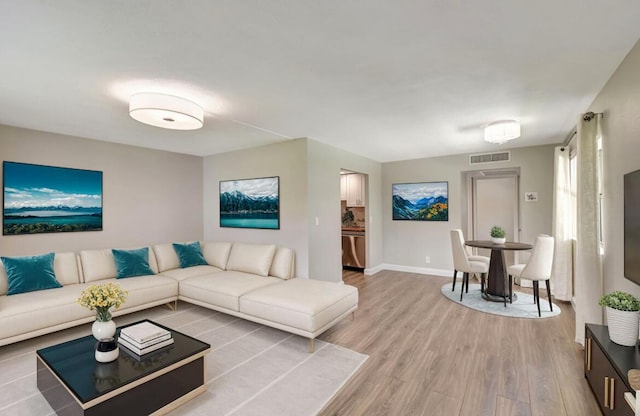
[
  {"x1": 484, "y1": 120, "x2": 521, "y2": 144},
  {"x1": 129, "y1": 93, "x2": 204, "y2": 130}
]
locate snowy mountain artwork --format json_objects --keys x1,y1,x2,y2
[
  {"x1": 3, "y1": 161, "x2": 103, "y2": 235},
  {"x1": 219, "y1": 176, "x2": 279, "y2": 229}
]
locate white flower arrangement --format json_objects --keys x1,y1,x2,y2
[{"x1": 78, "y1": 282, "x2": 128, "y2": 322}]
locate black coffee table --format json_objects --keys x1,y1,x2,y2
[{"x1": 36, "y1": 319, "x2": 210, "y2": 416}]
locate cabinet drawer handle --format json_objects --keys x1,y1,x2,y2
[
  {"x1": 610, "y1": 377, "x2": 615, "y2": 410},
  {"x1": 605, "y1": 376, "x2": 609, "y2": 407},
  {"x1": 586, "y1": 338, "x2": 591, "y2": 371}
]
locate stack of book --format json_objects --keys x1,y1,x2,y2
[{"x1": 117, "y1": 321, "x2": 173, "y2": 356}]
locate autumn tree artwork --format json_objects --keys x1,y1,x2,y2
[{"x1": 392, "y1": 182, "x2": 448, "y2": 221}]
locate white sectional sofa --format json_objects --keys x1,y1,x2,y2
[{"x1": 0, "y1": 242, "x2": 358, "y2": 351}]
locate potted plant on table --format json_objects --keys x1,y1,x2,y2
[
  {"x1": 490, "y1": 226, "x2": 506, "y2": 244},
  {"x1": 599, "y1": 291, "x2": 640, "y2": 346}
]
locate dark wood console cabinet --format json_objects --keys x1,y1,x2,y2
[{"x1": 585, "y1": 324, "x2": 638, "y2": 416}]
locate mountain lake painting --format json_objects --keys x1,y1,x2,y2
[
  {"x1": 220, "y1": 176, "x2": 279, "y2": 229},
  {"x1": 3, "y1": 162, "x2": 103, "y2": 235},
  {"x1": 392, "y1": 182, "x2": 448, "y2": 221}
]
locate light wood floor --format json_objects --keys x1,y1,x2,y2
[{"x1": 318, "y1": 269, "x2": 602, "y2": 416}]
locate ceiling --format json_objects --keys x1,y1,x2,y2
[{"x1": 1, "y1": 1, "x2": 639, "y2": 163}]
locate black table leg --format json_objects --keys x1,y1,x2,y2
[{"x1": 482, "y1": 249, "x2": 518, "y2": 302}]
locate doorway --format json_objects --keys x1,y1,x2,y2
[
  {"x1": 340, "y1": 170, "x2": 367, "y2": 274},
  {"x1": 466, "y1": 168, "x2": 521, "y2": 268}
]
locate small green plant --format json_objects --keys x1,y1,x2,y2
[
  {"x1": 599, "y1": 291, "x2": 640, "y2": 311},
  {"x1": 490, "y1": 226, "x2": 506, "y2": 238}
]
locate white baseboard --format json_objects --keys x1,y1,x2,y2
[
  {"x1": 365, "y1": 263, "x2": 451, "y2": 277},
  {"x1": 364, "y1": 264, "x2": 385, "y2": 275}
]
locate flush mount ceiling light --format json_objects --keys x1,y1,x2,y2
[
  {"x1": 484, "y1": 120, "x2": 521, "y2": 144},
  {"x1": 129, "y1": 93, "x2": 204, "y2": 130}
]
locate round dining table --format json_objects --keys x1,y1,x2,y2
[{"x1": 465, "y1": 240, "x2": 532, "y2": 302}]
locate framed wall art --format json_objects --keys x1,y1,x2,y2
[
  {"x1": 219, "y1": 176, "x2": 279, "y2": 229},
  {"x1": 3, "y1": 161, "x2": 103, "y2": 235},
  {"x1": 392, "y1": 181, "x2": 448, "y2": 221}
]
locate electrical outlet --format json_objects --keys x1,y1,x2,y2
[{"x1": 425, "y1": 256, "x2": 431, "y2": 264}]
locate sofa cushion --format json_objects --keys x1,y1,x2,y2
[
  {"x1": 160, "y1": 265, "x2": 222, "y2": 281},
  {"x1": 153, "y1": 243, "x2": 180, "y2": 272},
  {"x1": 112, "y1": 248, "x2": 155, "y2": 278},
  {"x1": 1, "y1": 252, "x2": 80, "y2": 296},
  {"x1": 179, "y1": 271, "x2": 283, "y2": 311},
  {"x1": 269, "y1": 247, "x2": 295, "y2": 280},
  {"x1": 1, "y1": 253, "x2": 62, "y2": 295},
  {"x1": 173, "y1": 242, "x2": 208, "y2": 268},
  {"x1": 81, "y1": 247, "x2": 159, "y2": 283},
  {"x1": 202, "y1": 242, "x2": 232, "y2": 269},
  {"x1": 0, "y1": 283, "x2": 93, "y2": 341},
  {"x1": 239, "y1": 278, "x2": 358, "y2": 333},
  {"x1": 226, "y1": 243, "x2": 276, "y2": 277},
  {"x1": 93, "y1": 276, "x2": 179, "y2": 312}
]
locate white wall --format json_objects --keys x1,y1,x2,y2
[
  {"x1": 306, "y1": 139, "x2": 383, "y2": 281},
  {"x1": 203, "y1": 139, "x2": 310, "y2": 277},
  {"x1": 0, "y1": 125, "x2": 203, "y2": 256},
  {"x1": 381, "y1": 144, "x2": 555, "y2": 274},
  {"x1": 586, "y1": 39, "x2": 640, "y2": 304},
  {"x1": 202, "y1": 138, "x2": 383, "y2": 282}
]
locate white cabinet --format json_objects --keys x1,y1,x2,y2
[
  {"x1": 345, "y1": 174, "x2": 365, "y2": 207},
  {"x1": 340, "y1": 175, "x2": 348, "y2": 201}
]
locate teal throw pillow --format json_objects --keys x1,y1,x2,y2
[
  {"x1": 172, "y1": 242, "x2": 208, "y2": 268},
  {"x1": 1, "y1": 253, "x2": 62, "y2": 295},
  {"x1": 112, "y1": 248, "x2": 155, "y2": 278}
]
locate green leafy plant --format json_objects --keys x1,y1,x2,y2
[
  {"x1": 599, "y1": 291, "x2": 640, "y2": 311},
  {"x1": 490, "y1": 226, "x2": 506, "y2": 238}
]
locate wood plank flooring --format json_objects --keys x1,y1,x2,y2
[{"x1": 318, "y1": 269, "x2": 602, "y2": 416}]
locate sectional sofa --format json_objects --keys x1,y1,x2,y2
[{"x1": 0, "y1": 242, "x2": 358, "y2": 351}]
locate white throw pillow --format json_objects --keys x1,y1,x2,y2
[
  {"x1": 269, "y1": 247, "x2": 294, "y2": 280},
  {"x1": 152, "y1": 243, "x2": 181, "y2": 272},
  {"x1": 201, "y1": 242, "x2": 232, "y2": 269},
  {"x1": 226, "y1": 243, "x2": 276, "y2": 277}
]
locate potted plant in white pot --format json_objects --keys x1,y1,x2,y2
[
  {"x1": 490, "y1": 226, "x2": 506, "y2": 244},
  {"x1": 599, "y1": 291, "x2": 640, "y2": 346}
]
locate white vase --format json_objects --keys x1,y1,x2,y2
[
  {"x1": 491, "y1": 237, "x2": 506, "y2": 244},
  {"x1": 92, "y1": 319, "x2": 116, "y2": 341},
  {"x1": 606, "y1": 306, "x2": 640, "y2": 346}
]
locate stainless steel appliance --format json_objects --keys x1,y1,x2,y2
[{"x1": 342, "y1": 230, "x2": 365, "y2": 269}]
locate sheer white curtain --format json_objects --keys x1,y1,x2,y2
[
  {"x1": 551, "y1": 146, "x2": 573, "y2": 301},
  {"x1": 574, "y1": 113, "x2": 603, "y2": 346}
]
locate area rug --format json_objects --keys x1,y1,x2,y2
[
  {"x1": 0, "y1": 303, "x2": 368, "y2": 416},
  {"x1": 440, "y1": 283, "x2": 561, "y2": 319}
]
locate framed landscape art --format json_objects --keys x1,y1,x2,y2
[
  {"x1": 392, "y1": 181, "x2": 448, "y2": 221},
  {"x1": 3, "y1": 161, "x2": 103, "y2": 235},
  {"x1": 219, "y1": 176, "x2": 279, "y2": 229}
]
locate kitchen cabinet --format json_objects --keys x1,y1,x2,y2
[
  {"x1": 340, "y1": 175, "x2": 347, "y2": 201},
  {"x1": 345, "y1": 174, "x2": 365, "y2": 207},
  {"x1": 585, "y1": 324, "x2": 637, "y2": 416}
]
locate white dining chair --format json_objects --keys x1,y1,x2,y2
[
  {"x1": 450, "y1": 230, "x2": 489, "y2": 301},
  {"x1": 452, "y1": 229, "x2": 489, "y2": 286},
  {"x1": 507, "y1": 235, "x2": 555, "y2": 316}
]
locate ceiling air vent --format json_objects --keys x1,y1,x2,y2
[{"x1": 469, "y1": 151, "x2": 510, "y2": 165}]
